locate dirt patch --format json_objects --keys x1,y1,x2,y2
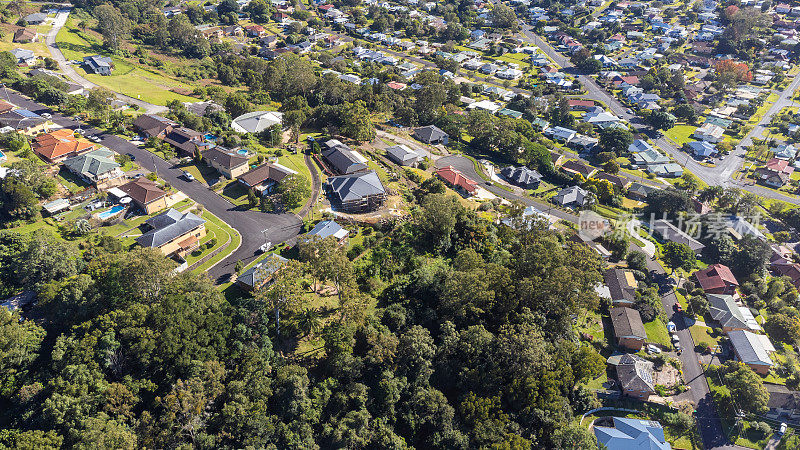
[{"x1": 653, "y1": 363, "x2": 682, "y2": 388}]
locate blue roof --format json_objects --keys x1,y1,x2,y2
[
  {"x1": 594, "y1": 417, "x2": 671, "y2": 450},
  {"x1": 16, "y1": 109, "x2": 40, "y2": 118}
]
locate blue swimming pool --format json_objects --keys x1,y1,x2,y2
[
  {"x1": 237, "y1": 149, "x2": 248, "y2": 156},
  {"x1": 98, "y1": 205, "x2": 124, "y2": 219},
  {"x1": 0, "y1": 149, "x2": 5, "y2": 162},
  {"x1": 204, "y1": 133, "x2": 217, "y2": 141}
]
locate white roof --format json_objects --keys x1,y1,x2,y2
[{"x1": 231, "y1": 110, "x2": 284, "y2": 134}]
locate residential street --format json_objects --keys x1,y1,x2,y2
[
  {"x1": 45, "y1": 8, "x2": 167, "y2": 114},
  {"x1": 5, "y1": 90, "x2": 302, "y2": 283}
]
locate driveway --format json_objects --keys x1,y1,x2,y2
[
  {"x1": 45, "y1": 8, "x2": 167, "y2": 114},
  {"x1": 5, "y1": 90, "x2": 301, "y2": 283}
]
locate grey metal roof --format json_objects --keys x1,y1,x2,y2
[
  {"x1": 305, "y1": 220, "x2": 348, "y2": 240},
  {"x1": 651, "y1": 220, "x2": 705, "y2": 252},
  {"x1": 552, "y1": 185, "x2": 588, "y2": 206},
  {"x1": 615, "y1": 354, "x2": 655, "y2": 394},
  {"x1": 62, "y1": 148, "x2": 119, "y2": 178},
  {"x1": 323, "y1": 144, "x2": 368, "y2": 174},
  {"x1": 385, "y1": 145, "x2": 420, "y2": 164},
  {"x1": 729, "y1": 330, "x2": 773, "y2": 366},
  {"x1": 707, "y1": 294, "x2": 749, "y2": 329},
  {"x1": 328, "y1": 171, "x2": 385, "y2": 202},
  {"x1": 413, "y1": 125, "x2": 448, "y2": 143},
  {"x1": 501, "y1": 166, "x2": 542, "y2": 186},
  {"x1": 237, "y1": 253, "x2": 288, "y2": 288},
  {"x1": 136, "y1": 208, "x2": 205, "y2": 248},
  {"x1": 610, "y1": 306, "x2": 646, "y2": 339}
]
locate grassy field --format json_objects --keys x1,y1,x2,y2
[
  {"x1": 55, "y1": 18, "x2": 197, "y2": 105},
  {"x1": 0, "y1": 21, "x2": 53, "y2": 57},
  {"x1": 191, "y1": 210, "x2": 240, "y2": 274},
  {"x1": 664, "y1": 124, "x2": 697, "y2": 146},
  {"x1": 689, "y1": 324, "x2": 720, "y2": 349},
  {"x1": 643, "y1": 318, "x2": 671, "y2": 347},
  {"x1": 735, "y1": 421, "x2": 774, "y2": 449}
]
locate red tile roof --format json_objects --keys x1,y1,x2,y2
[
  {"x1": 695, "y1": 264, "x2": 739, "y2": 292},
  {"x1": 436, "y1": 166, "x2": 478, "y2": 194},
  {"x1": 766, "y1": 158, "x2": 792, "y2": 174}
]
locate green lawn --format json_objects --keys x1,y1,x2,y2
[
  {"x1": 689, "y1": 325, "x2": 719, "y2": 349},
  {"x1": 191, "y1": 210, "x2": 240, "y2": 274},
  {"x1": 643, "y1": 318, "x2": 672, "y2": 347},
  {"x1": 663, "y1": 124, "x2": 697, "y2": 147},
  {"x1": 220, "y1": 180, "x2": 252, "y2": 208},
  {"x1": 735, "y1": 421, "x2": 774, "y2": 449}
]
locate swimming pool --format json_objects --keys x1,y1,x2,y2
[
  {"x1": 98, "y1": 205, "x2": 124, "y2": 219},
  {"x1": 237, "y1": 149, "x2": 249, "y2": 156},
  {"x1": 204, "y1": 133, "x2": 217, "y2": 141},
  {"x1": 0, "y1": 149, "x2": 5, "y2": 162}
]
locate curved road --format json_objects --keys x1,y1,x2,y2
[{"x1": 46, "y1": 8, "x2": 167, "y2": 114}]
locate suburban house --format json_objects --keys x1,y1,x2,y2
[
  {"x1": 23, "y1": 13, "x2": 46, "y2": 24},
  {"x1": 594, "y1": 172, "x2": 630, "y2": 190},
  {"x1": 230, "y1": 110, "x2": 283, "y2": 134},
  {"x1": 303, "y1": 220, "x2": 350, "y2": 245},
  {"x1": 13, "y1": 28, "x2": 37, "y2": 43},
  {"x1": 10, "y1": 48, "x2": 35, "y2": 65},
  {"x1": 501, "y1": 166, "x2": 542, "y2": 189},
  {"x1": 627, "y1": 182, "x2": 658, "y2": 201},
  {"x1": 322, "y1": 140, "x2": 369, "y2": 175},
  {"x1": 774, "y1": 263, "x2": 800, "y2": 290},
  {"x1": 163, "y1": 127, "x2": 205, "y2": 156},
  {"x1": 593, "y1": 417, "x2": 672, "y2": 450},
  {"x1": 118, "y1": 178, "x2": 168, "y2": 214},
  {"x1": 436, "y1": 166, "x2": 478, "y2": 197},
  {"x1": 692, "y1": 122, "x2": 725, "y2": 143},
  {"x1": 544, "y1": 126, "x2": 577, "y2": 142},
  {"x1": 133, "y1": 114, "x2": 178, "y2": 139},
  {"x1": 686, "y1": 140, "x2": 717, "y2": 158},
  {"x1": 0, "y1": 109, "x2": 46, "y2": 134},
  {"x1": 552, "y1": 185, "x2": 590, "y2": 207},
  {"x1": 326, "y1": 171, "x2": 387, "y2": 213},
  {"x1": 755, "y1": 158, "x2": 795, "y2": 188},
  {"x1": 694, "y1": 264, "x2": 739, "y2": 294},
  {"x1": 560, "y1": 160, "x2": 597, "y2": 178},
  {"x1": 728, "y1": 329, "x2": 775, "y2": 375},
  {"x1": 32, "y1": 129, "x2": 94, "y2": 163},
  {"x1": 707, "y1": 294, "x2": 761, "y2": 332},
  {"x1": 412, "y1": 125, "x2": 449, "y2": 145},
  {"x1": 136, "y1": 208, "x2": 206, "y2": 257},
  {"x1": 765, "y1": 384, "x2": 800, "y2": 421},
  {"x1": 201, "y1": 147, "x2": 249, "y2": 179},
  {"x1": 385, "y1": 144, "x2": 421, "y2": 167},
  {"x1": 62, "y1": 148, "x2": 124, "y2": 188},
  {"x1": 605, "y1": 268, "x2": 638, "y2": 305},
  {"x1": 236, "y1": 253, "x2": 289, "y2": 291},
  {"x1": 610, "y1": 306, "x2": 647, "y2": 351},
  {"x1": 609, "y1": 354, "x2": 656, "y2": 399},
  {"x1": 83, "y1": 55, "x2": 114, "y2": 75},
  {"x1": 237, "y1": 162, "x2": 295, "y2": 196},
  {"x1": 651, "y1": 219, "x2": 705, "y2": 255}
]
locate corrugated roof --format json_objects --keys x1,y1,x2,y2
[{"x1": 136, "y1": 208, "x2": 205, "y2": 248}]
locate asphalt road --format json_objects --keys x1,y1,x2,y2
[
  {"x1": 5, "y1": 90, "x2": 302, "y2": 283},
  {"x1": 46, "y1": 8, "x2": 167, "y2": 114}
]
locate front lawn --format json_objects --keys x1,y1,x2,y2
[
  {"x1": 663, "y1": 124, "x2": 697, "y2": 146},
  {"x1": 644, "y1": 318, "x2": 672, "y2": 347},
  {"x1": 191, "y1": 210, "x2": 240, "y2": 274}
]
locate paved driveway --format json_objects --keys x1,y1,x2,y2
[{"x1": 6, "y1": 91, "x2": 302, "y2": 283}]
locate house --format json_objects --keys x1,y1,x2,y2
[
  {"x1": 163, "y1": 127, "x2": 205, "y2": 156},
  {"x1": 413, "y1": 125, "x2": 449, "y2": 145},
  {"x1": 133, "y1": 114, "x2": 177, "y2": 139},
  {"x1": 594, "y1": 172, "x2": 630, "y2": 190},
  {"x1": 13, "y1": 28, "x2": 37, "y2": 43},
  {"x1": 231, "y1": 110, "x2": 283, "y2": 134},
  {"x1": 561, "y1": 160, "x2": 597, "y2": 178},
  {"x1": 627, "y1": 182, "x2": 658, "y2": 201},
  {"x1": 584, "y1": 110, "x2": 623, "y2": 129},
  {"x1": 244, "y1": 24, "x2": 266, "y2": 37},
  {"x1": 693, "y1": 122, "x2": 725, "y2": 143},
  {"x1": 327, "y1": 171, "x2": 386, "y2": 213},
  {"x1": 549, "y1": 150, "x2": 564, "y2": 166},
  {"x1": 118, "y1": 178, "x2": 168, "y2": 214},
  {"x1": 605, "y1": 268, "x2": 638, "y2": 305},
  {"x1": 303, "y1": 220, "x2": 349, "y2": 245},
  {"x1": 23, "y1": 13, "x2": 46, "y2": 25},
  {"x1": 651, "y1": 219, "x2": 705, "y2": 255},
  {"x1": 610, "y1": 354, "x2": 656, "y2": 399},
  {"x1": 32, "y1": 129, "x2": 94, "y2": 163},
  {"x1": 686, "y1": 140, "x2": 717, "y2": 158},
  {"x1": 650, "y1": 163, "x2": 684, "y2": 178},
  {"x1": 610, "y1": 306, "x2": 647, "y2": 351},
  {"x1": 136, "y1": 208, "x2": 206, "y2": 257},
  {"x1": 774, "y1": 263, "x2": 800, "y2": 290},
  {"x1": 726, "y1": 215, "x2": 765, "y2": 241},
  {"x1": 83, "y1": 55, "x2": 113, "y2": 75},
  {"x1": 0, "y1": 100, "x2": 14, "y2": 115},
  {"x1": 694, "y1": 264, "x2": 739, "y2": 294},
  {"x1": 593, "y1": 417, "x2": 672, "y2": 450},
  {"x1": 728, "y1": 330, "x2": 775, "y2": 375},
  {"x1": 0, "y1": 109, "x2": 47, "y2": 134},
  {"x1": 568, "y1": 99, "x2": 595, "y2": 110},
  {"x1": 322, "y1": 140, "x2": 368, "y2": 175},
  {"x1": 544, "y1": 126, "x2": 577, "y2": 142},
  {"x1": 10, "y1": 48, "x2": 35, "y2": 65},
  {"x1": 436, "y1": 166, "x2": 478, "y2": 197},
  {"x1": 766, "y1": 384, "x2": 800, "y2": 421},
  {"x1": 184, "y1": 101, "x2": 223, "y2": 117},
  {"x1": 201, "y1": 147, "x2": 249, "y2": 179},
  {"x1": 62, "y1": 148, "x2": 123, "y2": 188},
  {"x1": 236, "y1": 253, "x2": 288, "y2": 291},
  {"x1": 568, "y1": 135, "x2": 599, "y2": 152},
  {"x1": 707, "y1": 294, "x2": 761, "y2": 332},
  {"x1": 42, "y1": 198, "x2": 70, "y2": 215},
  {"x1": 552, "y1": 185, "x2": 590, "y2": 207},
  {"x1": 756, "y1": 158, "x2": 794, "y2": 188},
  {"x1": 238, "y1": 162, "x2": 295, "y2": 196},
  {"x1": 385, "y1": 144, "x2": 421, "y2": 167},
  {"x1": 500, "y1": 166, "x2": 542, "y2": 189}
]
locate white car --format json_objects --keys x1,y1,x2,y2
[
  {"x1": 41, "y1": 113, "x2": 52, "y2": 119},
  {"x1": 182, "y1": 171, "x2": 195, "y2": 182},
  {"x1": 667, "y1": 322, "x2": 676, "y2": 333},
  {"x1": 671, "y1": 333, "x2": 680, "y2": 343},
  {"x1": 647, "y1": 344, "x2": 662, "y2": 354},
  {"x1": 780, "y1": 422, "x2": 787, "y2": 435},
  {"x1": 89, "y1": 136, "x2": 102, "y2": 143}
]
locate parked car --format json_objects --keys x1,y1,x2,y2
[
  {"x1": 667, "y1": 321, "x2": 676, "y2": 333},
  {"x1": 182, "y1": 171, "x2": 195, "y2": 181},
  {"x1": 646, "y1": 344, "x2": 661, "y2": 354},
  {"x1": 674, "y1": 302, "x2": 683, "y2": 313},
  {"x1": 779, "y1": 422, "x2": 787, "y2": 435},
  {"x1": 125, "y1": 153, "x2": 136, "y2": 161},
  {"x1": 41, "y1": 113, "x2": 52, "y2": 119},
  {"x1": 89, "y1": 136, "x2": 102, "y2": 143}
]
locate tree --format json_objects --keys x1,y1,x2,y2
[
  {"x1": 599, "y1": 127, "x2": 633, "y2": 155},
  {"x1": 276, "y1": 174, "x2": 310, "y2": 210},
  {"x1": 688, "y1": 295, "x2": 710, "y2": 316},
  {"x1": 722, "y1": 362, "x2": 770, "y2": 414},
  {"x1": 94, "y1": 5, "x2": 130, "y2": 52},
  {"x1": 217, "y1": 0, "x2": 240, "y2": 16},
  {"x1": 648, "y1": 110, "x2": 676, "y2": 131},
  {"x1": 551, "y1": 424, "x2": 597, "y2": 449},
  {"x1": 572, "y1": 346, "x2": 605, "y2": 381},
  {"x1": 417, "y1": 193, "x2": 462, "y2": 252},
  {"x1": 224, "y1": 92, "x2": 252, "y2": 119},
  {"x1": 0, "y1": 308, "x2": 45, "y2": 397},
  {"x1": 673, "y1": 103, "x2": 697, "y2": 124},
  {"x1": 255, "y1": 259, "x2": 308, "y2": 337},
  {"x1": 764, "y1": 313, "x2": 800, "y2": 344},
  {"x1": 732, "y1": 236, "x2": 770, "y2": 277},
  {"x1": 604, "y1": 160, "x2": 620, "y2": 174},
  {"x1": 340, "y1": 100, "x2": 375, "y2": 142},
  {"x1": 627, "y1": 250, "x2": 649, "y2": 273},
  {"x1": 662, "y1": 242, "x2": 696, "y2": 273},
  {"x1": 490, "y1": 4, "x2": 518, "y2": 30}
]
